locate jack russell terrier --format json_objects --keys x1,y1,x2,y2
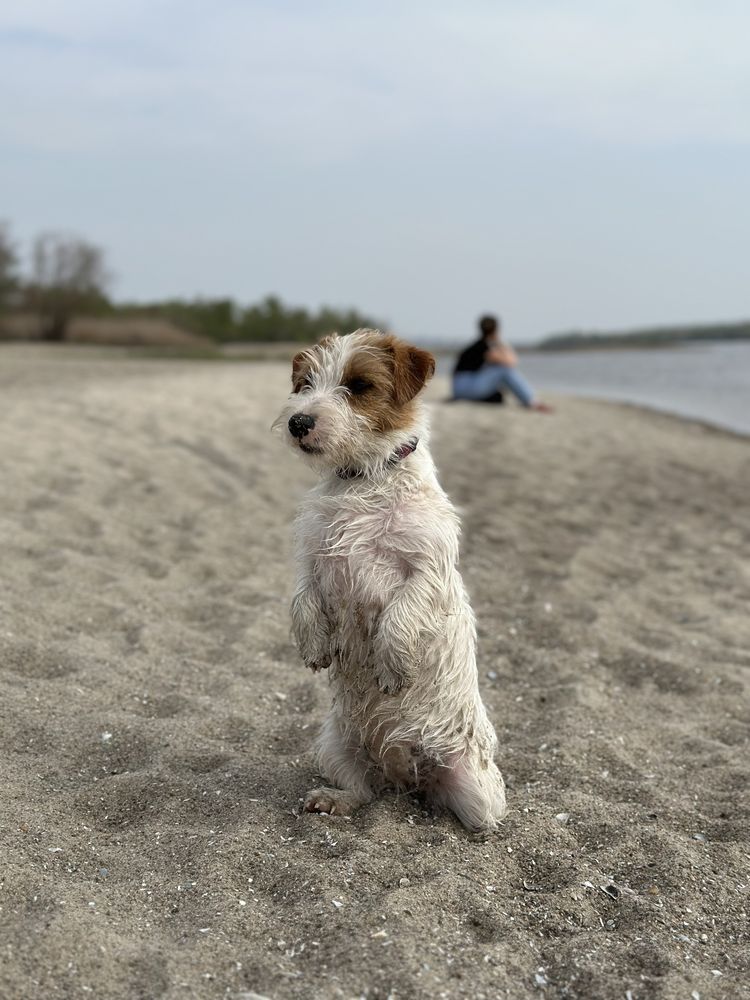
[{"x1": 276, "y1": 329, "x2": 507, "y2": 832}]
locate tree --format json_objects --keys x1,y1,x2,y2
[
  {"x1": 0, "y1": 222, "x2": 18, "y2": 313},
  {"x1": 30, "y1": 232, "x2": 110, "y2": 340}
]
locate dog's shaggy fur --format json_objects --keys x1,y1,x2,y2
[{"x1": 276, "y1": 329, "x2": 507, "y2": 831}]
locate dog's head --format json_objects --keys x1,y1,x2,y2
[{"x1": 275, "y1": 329, "x2": 435, "y2": 475}]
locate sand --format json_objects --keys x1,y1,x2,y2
[{"x1": 1, "y1": 343, "x2": 748, "y2": 1000}]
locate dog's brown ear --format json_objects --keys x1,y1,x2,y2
[
  {"x1": 391, "y1": 342, "x2": 436, "y2": 405},
  {"x1": 316, "y1": 332, "x2": 338, "y2": 350},
  {"x1": 291, "y1": 351, "x2": 309, "y2": 393}
]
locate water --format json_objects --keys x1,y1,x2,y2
[{"x1": 477, "y1": 341, "x2": 750, "y2": 436}]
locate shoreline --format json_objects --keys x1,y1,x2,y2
[
  {"x1": 553, "y1": 394, "x2": 750, "y2": 442},
  {"x1": 3, "y1": 340, "x2": 748, "y2": 441}
]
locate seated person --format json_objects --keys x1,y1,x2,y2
[{"x1": 453, "y1": 314, "x2": 551, "y2": 411}]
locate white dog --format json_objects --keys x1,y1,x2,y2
[{"x1": 276, "y1": 329, "x2": 507, "y2": 832}]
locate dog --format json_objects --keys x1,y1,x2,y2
[{"x1": 275, "y1": 329, "x2": 507, "y2": 832}]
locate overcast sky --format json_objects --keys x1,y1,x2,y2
[{"x1": 1, "y1": 1, "x2": 749, "y2": 343}]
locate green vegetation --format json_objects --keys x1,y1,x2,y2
[
  {"x1": 0, "y1": 222, "x2": 19, "y2": 313},
  {"x1": 537, "y1": 322, "x2": 750, "y2": 351},
  {"x1": 111, "y1": 294, "x2": 383, "y2": 343},
  {"x1": 0, "y1": 222, "x2": 382, "y2": 344}
]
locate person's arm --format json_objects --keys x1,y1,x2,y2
[
  {"x1": 487, "y1": 343, "x2": 517, "y2": 367},
  {"x1": 503, "y1": 343, "x2": 518, "y2": 366}
]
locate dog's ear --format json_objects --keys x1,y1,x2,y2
[
  {"x1": 390, "y1": 341, "x2": 436, "y2": 405},
  {"x1": 291, "y1": 351, "x2": 309, "y2": 393},
  {"x1": 316, "y1": 332, "x2": 338, "y2": 350}
]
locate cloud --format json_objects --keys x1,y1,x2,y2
[{"x1": 2, "y1": 1, "x2": 749, "y2": 159}]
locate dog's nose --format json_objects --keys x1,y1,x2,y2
[{"x1": 288, "y1": 412, "x2": 316, "y2": 439}]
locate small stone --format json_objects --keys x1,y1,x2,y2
[
  {"x1": 554, "y1": 813, "x2": 570, "y2": 824},
  {"x1": 399, "y1": 877, "x2": 410, "y2": 887}
]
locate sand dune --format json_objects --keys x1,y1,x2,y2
[
  {"x1": 0, "y1": 314, "x2": 212, "y2": 349},
  {"x1": 1, "y1": 344, "x2": 748, "y2": 1000}
]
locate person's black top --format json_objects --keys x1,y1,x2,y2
[{"x1": 453, "y1": 338, "x2": 488, "y2": 374}]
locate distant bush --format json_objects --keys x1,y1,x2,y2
[
  {"x1": 114, "y1": 294, "x2": 382, "y2": 343},
  {"x1": 0, "y1": 222, "x2": 19, "y2": 313},
  {"x1": 538, "y1": 322, "x2": 750, "y2": 350}
]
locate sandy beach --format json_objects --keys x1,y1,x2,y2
[{"x1": 1, "y1": 343, "x2": 748, "y2": 1000}]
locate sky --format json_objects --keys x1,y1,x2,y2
[{"x1": 1, "y1": 1, "x2": 749, "y2": 343}]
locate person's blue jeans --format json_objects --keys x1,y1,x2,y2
[{"x1": 453, "y1": 365, "x2": 534, "y2": 406}]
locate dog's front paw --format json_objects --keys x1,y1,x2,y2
[
  {"x1": 373, "y1": 648, "x2": 415, "y2": 694},
  {"x1": 298, "y1": 631, "x2": 332, "y2": 672},
  {"x1": 373, "y1": 612, "x2": 419, "y2": 693},
  {"x1": 291, "y1": 590, "x2": 332, "y2": 672},
  {"x1": 302, "y1": 651, "x2": 332, "y2": 673},
  {"x1": 298, "y1": 627, "x2": 332, "y2": 673},
  {"x1": 375, "y1": 664, "x2": 407, "y2": 694}
]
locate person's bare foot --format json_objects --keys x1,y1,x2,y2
[{"x1": 530, "y1": 401, "x2": 553, "y2": 413}]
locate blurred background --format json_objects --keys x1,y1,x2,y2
[{"x1": 1, "y1": 1, "x2": 749, "y2": 430}]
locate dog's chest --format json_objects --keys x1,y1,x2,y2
[{"x1": 308, "y1": 497, "x2": 412, "y2": 609}]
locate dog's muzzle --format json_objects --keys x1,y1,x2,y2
[{"x1": 288, "y1": 412, "x2": 316, "y2": 439}]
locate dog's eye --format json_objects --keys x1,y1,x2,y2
[{"x1": 345, "y1": 377, "x2": 372, "y2": 395}]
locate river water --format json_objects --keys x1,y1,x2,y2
[{"x1": 502, "y1": 341, "x2": 749, "y2": 435}]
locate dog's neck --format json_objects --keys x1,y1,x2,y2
[{"x1": 334, "y1": 436, "x2": 419, "y2": 481}]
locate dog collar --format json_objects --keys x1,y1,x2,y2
[{"x1": 336, "y1": 437, "x2": 419, "y2": 481}]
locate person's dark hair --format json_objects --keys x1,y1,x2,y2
[{"x1": 478, "y1": 314, "x2": 499, "y2": 338}]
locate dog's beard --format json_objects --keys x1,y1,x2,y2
[{"x1": 298, "y1": 441, "x2": 323, "y2": 456}]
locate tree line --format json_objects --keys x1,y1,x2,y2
[
  {"x1": 538, "y1": 323, "x2": 750, "y2": 350},
  {"x1": 0, "y1": 223, "x2": 380, "y2": 343}
]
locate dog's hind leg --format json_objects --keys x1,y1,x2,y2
[
  {"x1": 303, "y1": 712, "x2": 374, "y2": 817},
  {"x1": 431, "y1": 752, "x2": 507, "y2": 833}
]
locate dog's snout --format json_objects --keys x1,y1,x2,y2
[{"x1": 288, "y1": 412, "x2": 316, "y2": 439}]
